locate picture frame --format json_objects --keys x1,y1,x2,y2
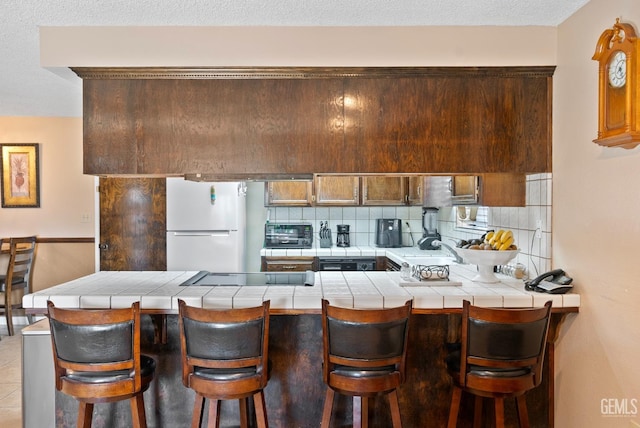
[{"x1": 1, "y1": 143, "x2": 40, "y2": 208}]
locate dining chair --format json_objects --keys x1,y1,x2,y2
[{"x1": 0, "y1": 235, "x2": 36, "y2": 335}]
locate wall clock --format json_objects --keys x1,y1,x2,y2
[{"x1": 592, "y1": 19, "x2": 639, "y2": 149}]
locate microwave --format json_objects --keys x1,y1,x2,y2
[{"x1": 264, "y1": 223, "x2": 314, "y2": 249}]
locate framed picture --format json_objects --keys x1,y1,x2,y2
[{"x1": 1, "y1": 143, "x2": 40, "y2": 208}]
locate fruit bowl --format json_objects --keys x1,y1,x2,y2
[{"x1": 455, "y1": 248, "x2": 519, "y2": 283}]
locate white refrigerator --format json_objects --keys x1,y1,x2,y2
[{"x1": 166, "y1": 178, "x2": 247, "y2": 272}]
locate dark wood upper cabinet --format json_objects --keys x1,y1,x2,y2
[
  {"x1": 361, "y1": 176, "x2": 407, "y2": 206},
  {"x1": 264, "y1": 181, "x2": 313, "y2": 206},
  {"x1": 314, "y1": 175, "x2": 360, "y2": 206},
  {"x1": 77, "y1": 67, "x2": 553, "y2": 177}
]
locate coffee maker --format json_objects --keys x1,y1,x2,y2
[
  {"x1": 375, "y1": 219, "x2": 402, "y2": 248},
  {"x1": 336, "y1": 224, "x2": 350, "y2": 247},
  {"x1": 418, "y1": 207, "x2": 441, "y2": 250}
]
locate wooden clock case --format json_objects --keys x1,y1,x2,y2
[{"x1": 593, "y1": 19, "x2": 640, "y2": 149}]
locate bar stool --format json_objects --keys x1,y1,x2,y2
[
  {"x1": 46, "y1": 301, "x2": 156, "y2": 428},
  {"x1": 446, "y1": 300, "x2": 552, "y2": 428},
  {"x1": 178, "y1": 299, "x2": 271, "y2": 428},
  {"x1": 320, "y1": 299, "x2": 412, "y2": 428}
]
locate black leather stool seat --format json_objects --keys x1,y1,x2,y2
[
  {"x1": 194, "y1": 366, "x2": 259, "y2": 381},
  {"x1": 333, "y1": 365, "x2": 397, "y2": 378},
  {"x1": 446, "y1": 351, "x2": 531, "y2": 378},
  {"x1": 65, "y1": 355, "x2": 156, "y2": 384}
]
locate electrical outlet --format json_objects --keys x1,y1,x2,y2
[
  {"x1": 80, "y1": 213, "x2": 91, "y2": 223},
  {"x1": 536, "y1": 220, "x2": 542, "y2": 239}
]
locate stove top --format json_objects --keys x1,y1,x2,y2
[{"x1": 180, "y1": 271, "x2": 315, "y2": 286}]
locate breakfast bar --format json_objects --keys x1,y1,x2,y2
[{"x1": 23, "y1": 267, "x2": 579, "y2": 427}]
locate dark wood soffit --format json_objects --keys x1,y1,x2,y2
[{"x1": 72, "y1": 66, "x2": 556, "y2": 80}]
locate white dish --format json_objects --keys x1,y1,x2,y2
[{"x1": 455, "y1": 248, "x2": 519, "y2": 283}]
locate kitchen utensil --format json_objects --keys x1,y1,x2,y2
[
  {"x1": 336, "y1": 224, "x2": 350, "y2": 247},
  {"x1": 418, "y1": 207, "x2": 441, "y2": 250},
  {"x1": 319, "y1": 221, "x2": 332, "y2": 247}
]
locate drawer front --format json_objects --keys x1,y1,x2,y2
[{"x1": 263, "y1": 257, "x2": 315, "y2": 272}]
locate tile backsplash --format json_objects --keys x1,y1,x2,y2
[
  {"x1": 267, "y1": 173, "x2": 552, "y2": 278},
  {"x1": 439, "y1": 174, "x2": 552, "y2": 279},
  {"x1": 268, "y1": 205, "x2": 424, "y2": 248}
]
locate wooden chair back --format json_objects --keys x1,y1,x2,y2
[
  {"x1": 178, "y1": 299, "x2": 271, "y2": 392},
  {"x1": 47, "y1": 300, "x2": 145, "y2": 398},
  {"x1": 321, "y1": 299, "x2": 412, "y2": 385},
  {"x1": 458, "y1": 299, "x2": 553, "y2": 393}
]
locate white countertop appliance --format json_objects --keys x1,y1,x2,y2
[{"x1": 166, "y1": 178, "x2": 246, "y2": 272}]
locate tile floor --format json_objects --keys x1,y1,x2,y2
[{"x1": 0, "y1": 325, "x2": 24, "y2": 428}]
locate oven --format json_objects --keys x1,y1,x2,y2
[
  {"x1": 264, "y1": 222, "x2": 313, "y2": 249},
  {"x1": 318, "y1": 257, "x2": 377, "y2": 271}
]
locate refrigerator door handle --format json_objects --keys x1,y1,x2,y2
[{"x1": 169, "y1": 231, "x2": 232, "y2": 237}]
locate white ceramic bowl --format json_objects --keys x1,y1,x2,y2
[{"x1": 455, "y1": 248, "x2": 519, "y2": 283}]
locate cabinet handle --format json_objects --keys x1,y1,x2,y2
[{"x1": 283, "y1": 265, "x2": 297, "y2": 270}]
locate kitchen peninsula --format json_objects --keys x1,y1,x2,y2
[{"x1": 22, "y1": 256, "x2": 579, "y2": 427}]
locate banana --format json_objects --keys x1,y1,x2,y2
[
  {"x1": 498, "y1": 236, "x2": 514, "y2": 250},
  {"x1": 485, "y1": 231, "x2": 495, "y2": 242},
  {"x1": 500, "y1": 230, "x2": 513, "y2": 244},
  {"x1": 489, "y1": 230, "x2": 503, "y2": 246}
]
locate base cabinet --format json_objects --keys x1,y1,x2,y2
[
  {"x1": 22, "y1": 320, "x2": 55, "y2": 428},
  {"x1": 262, "y1": 256, "x2": 316, "y2": 272}
]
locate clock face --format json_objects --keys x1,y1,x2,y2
[{"x1": 608, "y1": 50, "x2": 627, "y2": 88}]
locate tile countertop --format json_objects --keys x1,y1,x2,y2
[{"x1": 23, "y1": 266, "x2": 580, "y2": 314}]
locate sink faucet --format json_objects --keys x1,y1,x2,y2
[{"x1": 432, "y1": 240, "x2": 463, "y2": 264}]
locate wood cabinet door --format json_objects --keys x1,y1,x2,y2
[
  {"x1": 314, "y1": 175, "x2": 360, "y2": 206},
  {"x1": 265, "y1": 181, "x2": 313, "y2": 206},
  {"x1": 451, "y1": 176, "x2": 479, "y2": 205},
  {"x1": 99, "y1": 177, "x2": 166, "y2": 271},
  {"x1": 479, "y1": 173, "x2": 526, "y2": 207},
  {"x1": 407, "y1": 176, "x2": 424, "y2": 205},
  {"x1": 361, "y1": 176, "x2": 407, "y2": 205}
]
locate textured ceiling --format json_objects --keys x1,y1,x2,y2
[{"x1": 2, "y1": 0, "x2": 589, "y2": 117}]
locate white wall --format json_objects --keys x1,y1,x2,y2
[
  {"x1": 0, "y1": 117, "x2": 96, "y2": 292},
  {"x1": 555, "y1": 1, "x2": 640, "y2": 426},
  {"x1": 0, "y1": 117, "x2": 94, "y2": 237}
]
